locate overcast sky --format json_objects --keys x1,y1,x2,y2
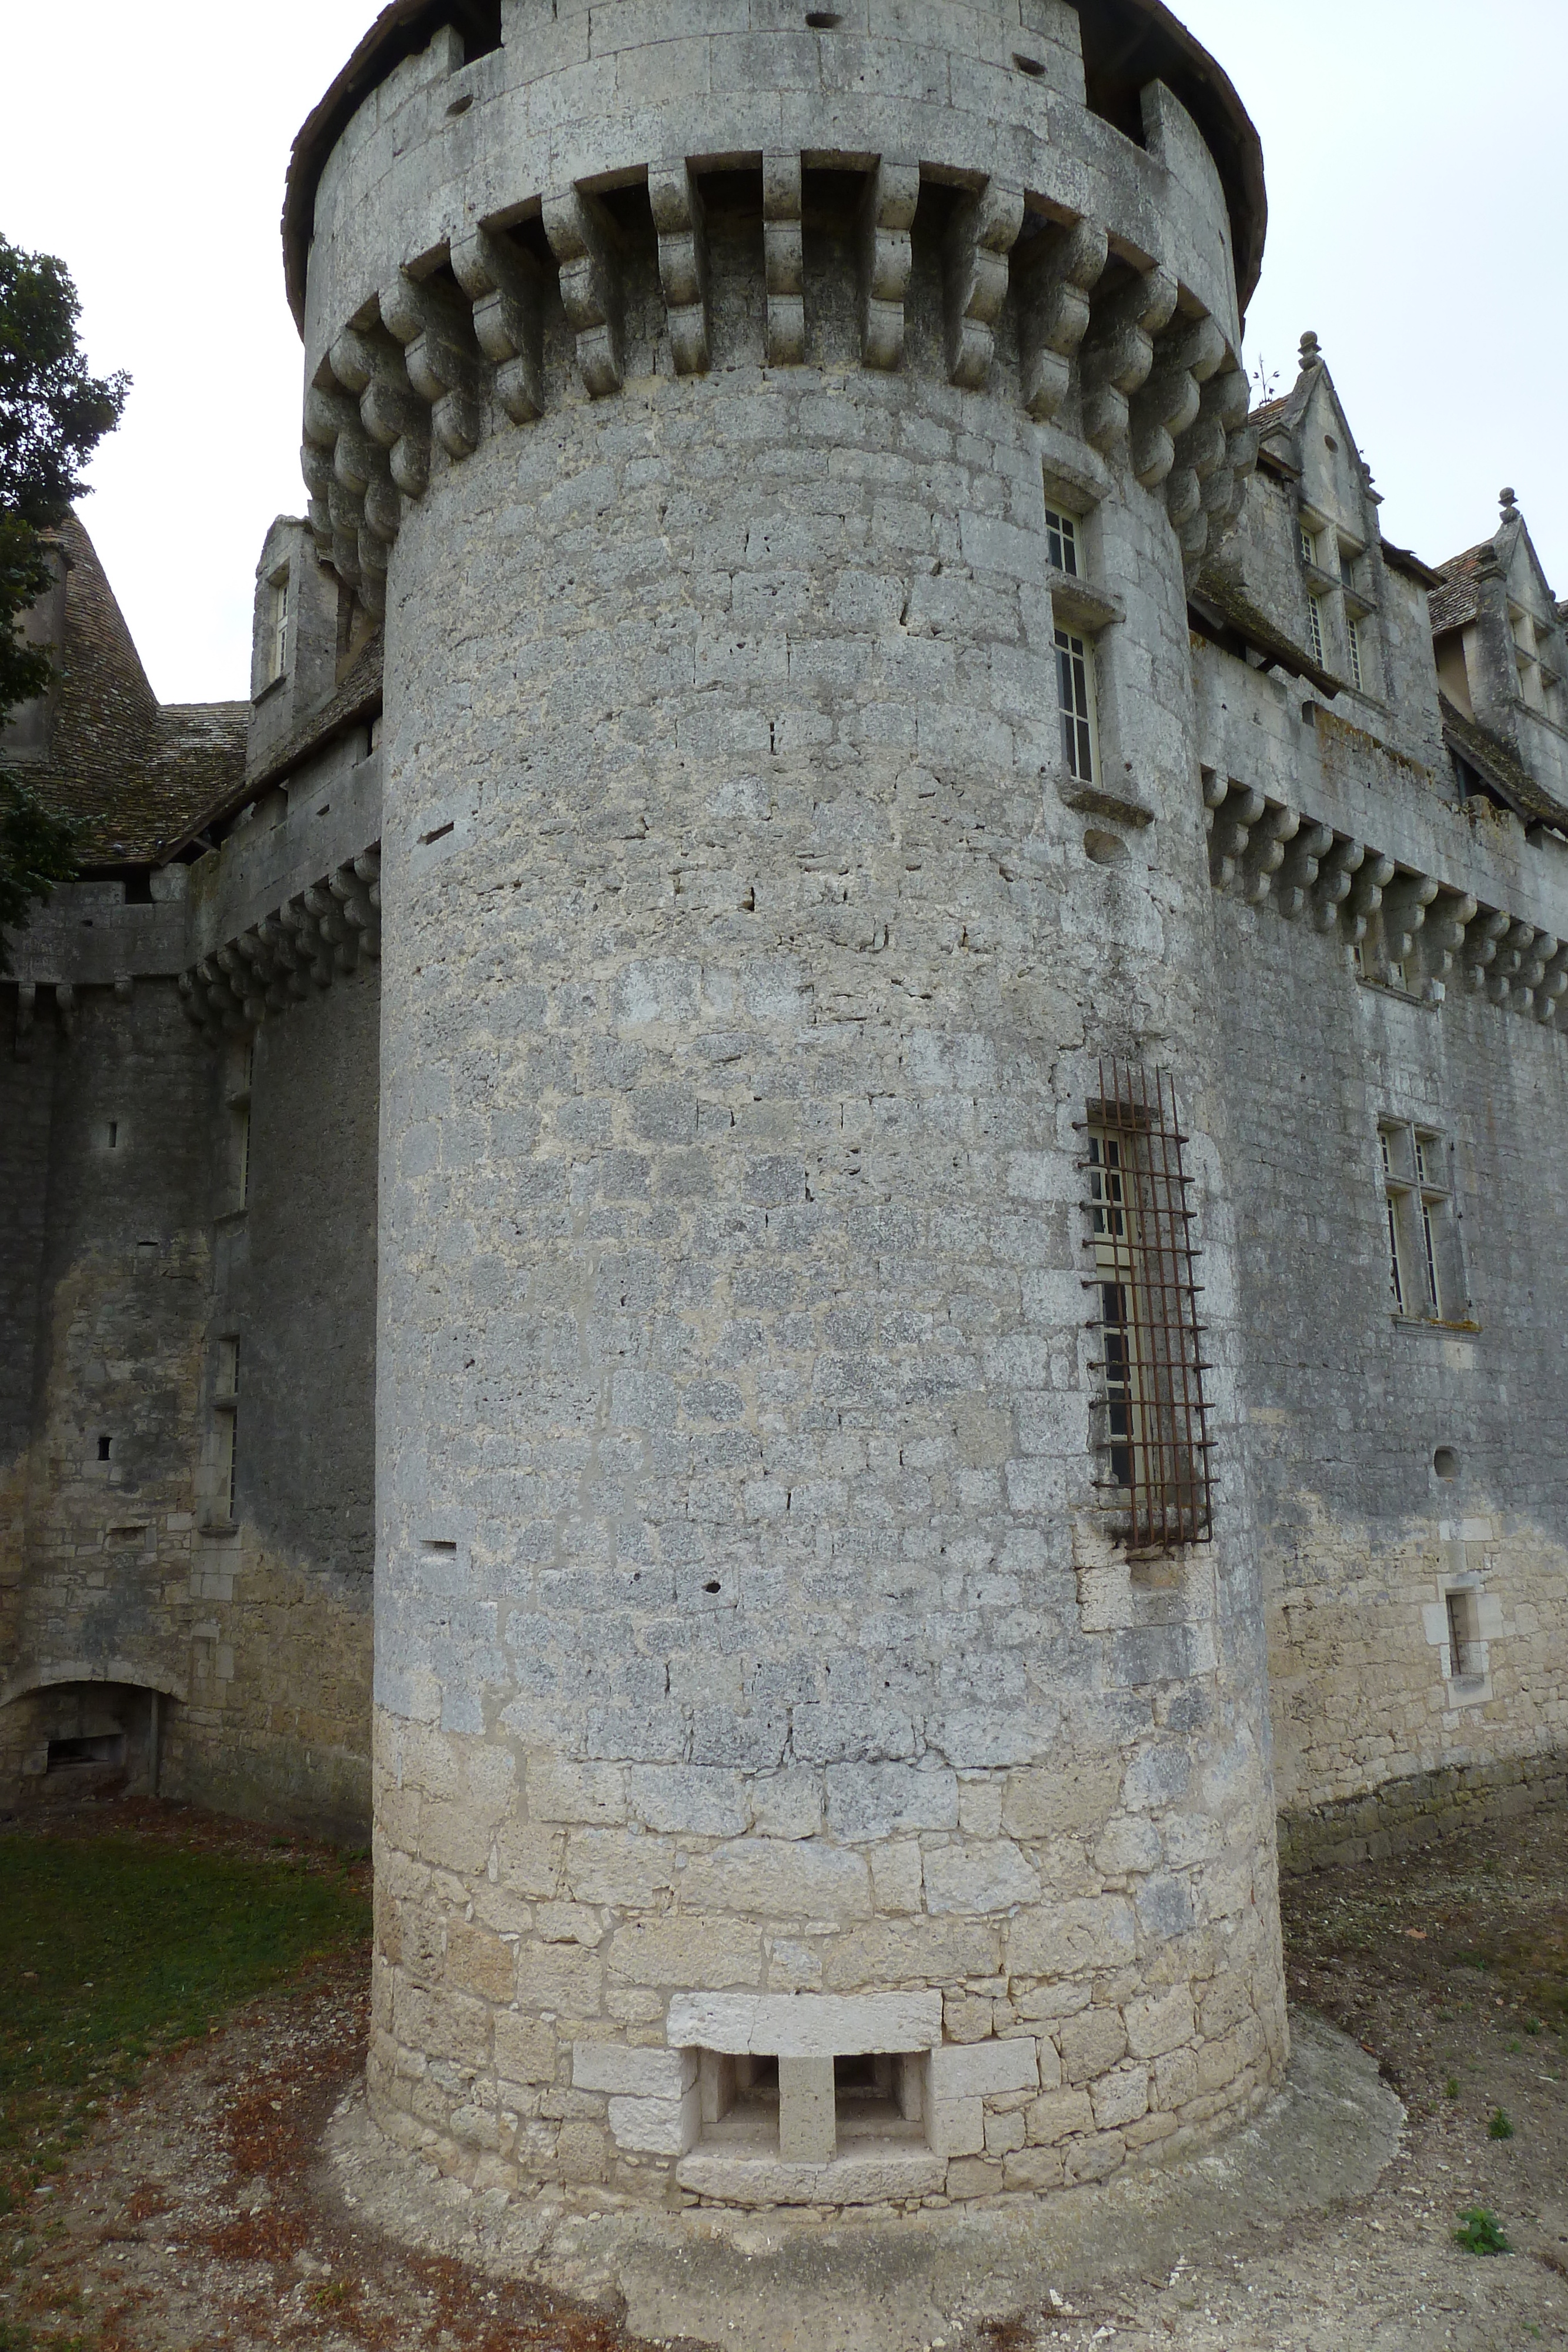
[{"x1": 3, "y1": 0, "x2": 1563, "y2": 704}]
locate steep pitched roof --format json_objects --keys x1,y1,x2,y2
[
  {"x1": 13, "y1": 514, "x2": 247, "y2": 864},
  {"x1": 1440, "y1": 692, "x2": 1568, "y2": 833},
  {"x1": 1429, "y1": 543, "x2": 1491, "y2": 636}
]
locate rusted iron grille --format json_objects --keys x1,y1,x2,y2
[{"x1": 1084, "y1": 1060, "x2": 1214, "y2": 1552}]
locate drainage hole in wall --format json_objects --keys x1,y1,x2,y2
[
  {"x1": 805, "y1": 11, "x2": 842, "y2": 26},
  {"x1": 96, "y1": 1434, "x2": 112, "y2": 1462},
  {"x1": 1434, "y1": 1446, "x2": 1461, "y2": 1479},
  {"x1": 1012, "y1": 51, "x2": 1047, "y2": 74},
  {"x1": 703, "y1": 1579, "x2": 722, "y2": 1593},
  {"x1": 1083, "y1": 828, "x2": 1129, "y2": 867},
  {"x1": 108, "y1": 1121, "x2": 119, "y2": 1148},
  {"x1": 422, "y1": 1538, "x2": 459, "y2": 1555},
  {"x1": 446, "y1": 92, "x2": 474, "y2": 115},
  {"x1": 420, "y1": 820, "x2": 456, "y2": 847}
]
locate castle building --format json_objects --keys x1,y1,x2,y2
[{"x1": 2, "y1": 0, "x2": 1564, "y2": 2213}]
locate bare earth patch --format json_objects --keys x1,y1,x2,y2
[{"x1": 2, "y1": 1796, "x2": 1566, "y2": 2351}]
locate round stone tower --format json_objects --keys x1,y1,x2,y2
[{"x1": 288, "y1": 0, "x2": 1286, "y2": 2206}]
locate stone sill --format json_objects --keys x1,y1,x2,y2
[
  {"x1": 1389, "y1": 1316, "x2": 1483, "y2": 1336},
  {"x1": 676, "y1": 2144, "x2": 945, "y2": 2208},
  {"x1": 198, "y1": 1519, "x2": 239, "y2": 1539}
]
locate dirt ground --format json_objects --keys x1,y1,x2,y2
[{"x1": 2, "y1": 1796, "x2": 1566, "y2": 2352}]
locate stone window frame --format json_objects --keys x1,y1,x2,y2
[
  {"x1": 264, "y1": 566, "x2": 291, "y2": 689},
  {"x1": 1422, "y1": 1533, "x2": 1502, "y2": 1708}
]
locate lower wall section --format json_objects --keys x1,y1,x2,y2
[
  {"x1": 156, "y1": 1539, "x2": 373, "y2": 1841},
  {"x1": 365, "y1": 1712, "x2": 1288, "y2": 2210},
  {"x1": 1279, "y1": 1749, "x2": 1568, "y2": 1875},
  {"x1": 1266, "y1": 1499, "x2": 1568, "y2": 1832}
]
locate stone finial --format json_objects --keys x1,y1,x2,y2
[
  {"x1": 1500, "y1": 486, "x2": 1520, "y2": 522},
  {"x1": 1299, "y1": 330, "x2": 1322, "y2": 366}
]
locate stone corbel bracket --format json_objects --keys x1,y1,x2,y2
[
  {"x1": 942, "y1": 178, "x2": 1024, "y2": 390},
  {"x1": 379, "y1": 269, "x2": 485, "y2": 459},
  {"x1": 1017, "y1": 216, "x2": 1108, "y2": 422},
  {"x1": 180, "y1": 849, "x2": 382, "y2": 1045},
  {"x1": 450, "y1": 226, "x2": 545, "y2": 422},
  {"x1": 857, "y1": 157, "x2": 921, "y2": 370},
  {"x1": 648, "y1": 161, "x2": 711, "y2": 376},
  {"x1": 302, "y1": 161, "x2": 1252, "y2": 600},
  {"x1": 1079, "y1": 263, "x2": 1179, "y2": 454},
  {"x1": 543, "y1": 183, "x2": 624, "y2": 397},
  {"x1": 1202, "y1": 774, "x2": 1564, "y2": 1027}
]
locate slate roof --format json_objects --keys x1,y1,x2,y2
[
  {"x1": 1440, "y1": 693, "x2": 1568, "y2": 833},
  {"x1": 11, "y1": 515, "x2": 246, "y2": 866}
]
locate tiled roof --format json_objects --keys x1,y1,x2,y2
[
  {"x1": 12, "y1": 514, "x2": 246, "y2": 864},
  {"x1": 1440, "y1": 693, "x2": 1568, "y2": 833},
  {"x1": 1428, "y1": 544, "x2": 1492, "y2": 636}
]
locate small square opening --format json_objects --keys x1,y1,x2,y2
[
  {"x1": 698, "y1": 2052, "x2": 780, "y2": 2151},
  {"x1": 834, "y1": 2052, "x2": 925, "y2": 2147}
]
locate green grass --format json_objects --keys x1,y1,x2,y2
[
  {"x1": 0, "y1": 1831, "x2": 369, "y2": 2210},
  {"x1": 1489, "y1": 2107, "x2": 1516, "y2": 2140}
]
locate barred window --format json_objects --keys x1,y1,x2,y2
[
  {"x1": 1083, "y1": 1063, "x2": 1213, "y2": 1553},
  {"x1": 1055, "y1": 627, "x2": 1098, "y2": 784}
]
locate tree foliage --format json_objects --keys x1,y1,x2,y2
[{"x1": 0, "y1": 233, "x2": 129, "y2": 970}]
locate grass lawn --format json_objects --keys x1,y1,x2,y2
[{"x1": 0, "y1": 1816, "x2": 370, "y2": 2216}]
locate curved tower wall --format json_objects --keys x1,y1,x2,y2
[{"x1": 300, "y1": 0, "x2": 1287, "y2": 2205}]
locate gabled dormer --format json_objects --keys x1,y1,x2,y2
[
  {"x1": 1430, "y1": 492, "x2": 1568, "y2": 830},
  {"x1": 1193, "y1": 333, "x2": 1446, "y2": 771},
  {"x1": 1253, "y1": 333, "x2": 1388, "y2": 699}
]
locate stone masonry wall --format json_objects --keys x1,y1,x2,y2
[
  {"x1": 1211, "y1": 845, "x2": 1568, "y2": 1844},
  {"x1": 360, "y1": 201, "x2": 1285, "y2": 2205},
  {"x1": 0, "y1": 961, "x2": 377, "y2": 1833}
]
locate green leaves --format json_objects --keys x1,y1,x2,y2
[
  {"x1": 0, "y1": 238, "x2": 128, "y2": 529},
  {"x1": 0, "y1": 233, "x2": 129, "y2": 954},
  {"x1": 1453, "y1": 2206, "x2": 1512, "y2": 2256},
  {"x1": 0, "y1": 777, "x2": 76, "y2": 976}
]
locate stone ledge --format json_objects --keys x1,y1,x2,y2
[
  {"x1": 667, "y1": 1990, "x2": 943, "y2": 2057},
  {"x1": 675, "y1": 2146, "x2": 947, "y2": 2208}
]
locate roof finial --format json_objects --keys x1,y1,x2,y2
[
  {"x1": 1299, "y1": 329, "x2": 1322, "y2": 368},
  {"x1": 1500, "y1": 486, "x2": 1520, "y2": 522}
]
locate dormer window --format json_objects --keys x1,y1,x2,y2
[
  {"x1": 1045, "y1": 506, "x2": 1079, "y2": 578},
  {"x1": 265, "y1": 569, "x2": 290, "y2": 685}
]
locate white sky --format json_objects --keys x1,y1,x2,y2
[{"x1": 2, "y1": 0, "x2": 1563, "y2": 704}]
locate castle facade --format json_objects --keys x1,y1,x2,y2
[{"x1": 2, "y1": 0, "x2": 1564, "y2": 2214}]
